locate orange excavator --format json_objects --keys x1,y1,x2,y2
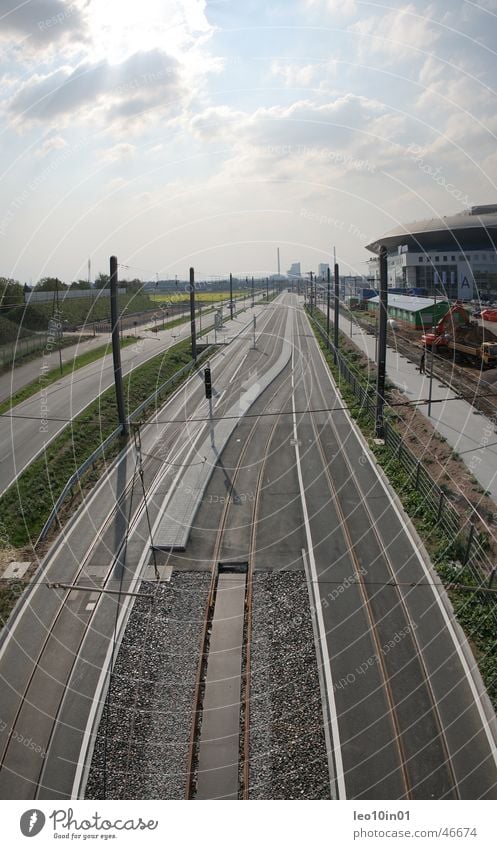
[
  {"x1": 421, "y1": 301, "x2": 470, "y2": 348},
  {"x1": 421, "y1": 301, "x2": 497, "y2": 367}
]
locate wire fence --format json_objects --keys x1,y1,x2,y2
[
  {"x1": 0, "y1": 334, "x2": 51, "y2": 367},
  {"x1": 307, "y1": 310, "x2": 496, "y2": 589}
]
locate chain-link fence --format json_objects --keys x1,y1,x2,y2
[{"x1": 0, "y1": 334, "x2": 50, "y2": 367}]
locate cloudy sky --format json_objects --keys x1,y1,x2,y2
[{"x1": 1, "y1": 0, "x2": 496, "y2": 284}]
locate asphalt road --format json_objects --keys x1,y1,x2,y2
[
  {"x1": 0, "y1": 295, "x2": 267, "y2": 498},
  {"x1": 0, "y1": 294, "x2": 496, "y2": 799}
]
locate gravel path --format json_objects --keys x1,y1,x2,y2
[
  {"x1": 249, "y1": 571, "x2": 330, "y2": 799},
  {"x1": 86, "y1": 572, "x2": 210, "y2": 799}
]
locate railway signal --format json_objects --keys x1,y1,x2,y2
[{"x1": 204, "y1": 366, "x2": 212, "y2": 399}]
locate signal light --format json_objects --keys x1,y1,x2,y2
[{"x1": 204, "y1": 367, "x2": 212, "y2": 399}]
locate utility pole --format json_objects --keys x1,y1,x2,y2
[
  {"x1": 110, "y1": 256, "x2": 127, "y2": 436},
  {"x1": 229, "y1": 272, "x2": 234, "y2": 320},
  {"x1": 54, "y1": 279, "x2": 63, "y2": 375},
  {"x1": 266, "y1": 276, "x2": 269, "y2": 303},
  {"x1": 251, "y1": 275, "x2": 254, "y2": 307},
  {"x1": 375, "y1": 246, "x2": 388, "y2": 438},
  {"x1": 309, "y1": 271, "x2": 314, "y2": 313},
  {"x1": 427, "y1": 340, "x2": 435, "y2": 417},
  {"x1": 327, "y1": 266, "x2": 331, "y2": 343},
  {"x1": 189, "y1": 267, "x2": 197, "y2": 361},
  {"x1": 333, "y1": 253, "x2": 339, "y2": 364}
]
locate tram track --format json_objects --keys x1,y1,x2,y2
[
  {"x1": 296, "y1": 307, "x2": 460, "y2": 799},
  {"x1": 185, "y1": 309, "x2": 293, "y2": 798},
  {"x1": 0, "y1": 305, "x2": 280, "y2": 799}
]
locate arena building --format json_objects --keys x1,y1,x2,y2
[{"x1": 365, "y1": 205, "x2": 497, "y2": 301}]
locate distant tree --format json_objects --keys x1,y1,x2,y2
[
  {"x1": 35, "y1": 277, "x2": 68, "y2": 291},
  {"x1": 0, "y1": 277, "x2": 24, "y2": 308},
  {"x1": 123, "y1": 277, "x2": 142, "y2": 294},
  {"x1": 94, "y1": 272, "x2": 110, "y2": 289},
  {"x1": 70, "y1": 280, "x2": 92, "y2": 289}
]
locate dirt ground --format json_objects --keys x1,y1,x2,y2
[{"x1": 345, "y1": 326, "x2": 497, "y2": 555}]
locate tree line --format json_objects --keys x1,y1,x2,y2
[{"x1": 0, "y1": 275, "x2": 143, "y2": 309}]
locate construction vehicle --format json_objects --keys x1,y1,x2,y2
[
  {"x1": 421, "y1": 301, "x2": 471, "y2": 347},
  {"x1": 481, "y1": 308, "x2": 497, "y2": 322},
  {"x1": 421, "y1": 301, "x2": 497, "y2": 368}
]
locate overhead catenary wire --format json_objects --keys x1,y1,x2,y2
[{"x1": 4, "y1": 389, "x2": 497, "y2": 424}]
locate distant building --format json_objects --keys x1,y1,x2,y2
[
  {"x1": 317, "y1": 263, "x2": 329, "y2": 279},
  {"x1": 287, "y1": 262, "x2": 301, "y2": 279},
  {"x1": 366, "y1": 205, "x2": 497, "y2": 301},
  {"x1": 367, "y1": 294, "x2": 449, "y2": 330}
]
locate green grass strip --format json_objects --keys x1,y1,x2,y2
[
  {"x1": 0, "y1": 338, "x2": 198, "y2": 549},
  {"x1": 0, "y1": 336, "x2": 138, "y2": 416}
]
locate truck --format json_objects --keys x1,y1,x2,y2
[{"x1": 421, "y1": 301, "x2": 497, "y2": 368}]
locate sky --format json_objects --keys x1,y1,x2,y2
[{"x1": 1, "y1": 0, "x2": 497, "y2": 284}]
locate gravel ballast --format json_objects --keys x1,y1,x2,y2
[
  {"x1": 249, "y1": 570, "x2": 330, "y2": 799},
  {"x1": 86, "y1": 571, "x2": 210, "y2": 799}
]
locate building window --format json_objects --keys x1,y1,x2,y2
[
  {"x1": 482, "y1": 253, "x2": 487, "y2": 260},
  {"x1": 459, "y1": 255, "x2": 464, "y2": 261},
  {"x1": 443, "y1": 256, "x2": 447, "y2": 261},
  {"x1": 435, "y1": 256, "x2": 439, "y2": 262},
  {"x1": 418, "y1": 257, "x2": 423, "y2": 262},
  {"x1": 475, "y1": 254, "x2": 479, "y2": 261},
  {"x1": 451, "y1": 255, "x2": 455, "y2": 261}
]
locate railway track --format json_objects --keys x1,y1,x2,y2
[
  {"x1": 349, "y1": 309, "x2": 497, "y2": 420},
  {"x1": 185, "y1": 308, "x2": 293, "y2": 799},
  {"x1": 0, "y1": 304, "x2": 280, "y2": 799},
  {"x1": 296, "y1": 308, "x2": 460, "y2": 799}
]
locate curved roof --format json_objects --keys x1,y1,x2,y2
[{"x1": 366, "y1": 206, "x2": 497, "y2": 254}]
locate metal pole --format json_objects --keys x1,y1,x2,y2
[
  {"x1": 189, "y1": 267, "x2": 197, "y2": 361},
  {"x1": 110, "y1": 256, "x2": 127, "y2": 436},
  {"x1": 55, "y1": 280, "x2": 63, "y2": 375},
  {"x1": 375, "y1": 245, "x2": 388, "y2": 438},
  {"x1": 427, "y1": 340, "x2": 435, "y2": 417},
  {"x1": 229, "y1": 272, "x2": 234, "y2": 320},
  {"x1": 333, "y1": 260, "x2": 339, "y2": 364},
  {"x1": 326, "y1": 266, "x2": 331, "y2": 342},
  {"x1": 266, "y1": 277, "x2": 269, "y2": 303},
  {"x1": 251, "y1": 275, "x2": 254, "y2": 307},
  {"x1": 253, "y1": 315, "x2": 256, "y2": 349}
]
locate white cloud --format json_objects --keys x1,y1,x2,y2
[
  {"x1": 305, "y1": 0, "x2": 357, "y2": 17},
  {"x1": 0, "y1": 0, "x2": 87, "y2": 51},
  {"x1": 99, "y1": 143, "x2": 136, "y2": 162},
  {"x1": 351, "y1": 4, "x2": 440, "y2": 59},
  {"x1": 271, "y1": 60, "x2": 318, "y2": 88},
  {"x1": 7, "y1": 49, "x2": 185, "y2": 128},
  {"x1": 37, "y1": 135, "x2": 68, "y2": 156}
]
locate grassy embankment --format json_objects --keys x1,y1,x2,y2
[{"x1": 0, "y1": 338, "x2": 198, "y2": 553}]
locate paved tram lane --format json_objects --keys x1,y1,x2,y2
[
  {"x1": 0, "y1": 302, "x2": 283, "y2": 799},
  {"x1": 0, "y1": 296, "x2": 268, "y2": 498},
  {"x1": 292, "y1": 303, "x2": 497, "y2": 799},
  {"x1": 1, "y1": 293, "x2": 496, "y2": 800}
]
